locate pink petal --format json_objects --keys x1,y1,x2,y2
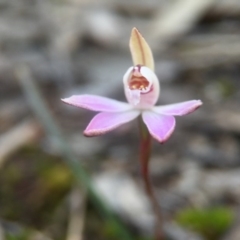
[
  {"x1": 62, "y1": 95, "x2": 132, "y2": 112},
  {"x1": 142, "y1": 111, "x2": 175, "y2": 143},
  {"x1": 153, "y1": 100, "x2": 202, "y2": 116},
  {"x1": 84, "y1": 110, "x2": 140, "y2": 136}
]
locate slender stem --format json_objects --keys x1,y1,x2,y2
[
  {"x1": 16, "y1": 66, "x2": 134, "y2": 240},
  {"x1": 138, "y1": 117, "x2": 165, "y2": 240}
]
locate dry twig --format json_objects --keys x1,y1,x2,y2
[
  {"x1": 0, "y1": 119, "x2": 41, "y2": 168},
  {"x1": 66, "y1": 188, "x2": 86, "y2": 240}
]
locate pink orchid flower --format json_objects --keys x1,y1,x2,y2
[{"x1": 62, "y1": 28, "x2": 202, "y2": 143}]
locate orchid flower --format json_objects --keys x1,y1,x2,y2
[
  {"x1": 62, "y1": 28, "x2": 202, "y2": 143},
  {"x1": 62, "y1": 28, "x2": 202, "y2": 240}
]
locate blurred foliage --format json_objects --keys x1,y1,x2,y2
[
  {"x1": 175, "y1": 207, "x2": 234, "y2": 240},
  {"x1": 84, "y1": 202, "x2": 152, "y2": 240},
  {"x1": 84, "y1": 204, "x2": 130, "y2": 240},
  {"x1": 0, "y1": 145, "x2": 73, "y2": 229},
  {"x1": 0, "y1": 145, "x2": 136, "y2": 240},
  {"x1": 5, "y1": 229, "x2": 31, "y2": 240},
  {"x1": 217, "y1": 78, "x2": 236, "y2": 98}
]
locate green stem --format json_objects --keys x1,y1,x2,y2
[
  {"x1": 16, "y1": 66, "x2": 134, "y2": 240},
  {"x1": 138, "y1": 117, "x2": 164, "y2": 240}
]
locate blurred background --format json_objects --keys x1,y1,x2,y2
[{"x1": 1, "y1": 0, "x2": 240, "y2": 239}]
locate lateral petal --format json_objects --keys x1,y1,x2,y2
[
  {"x1": 84, "y1": 110, "x2": 140, "y2": 136},
  {"x1": 62, "y1": 95, "x2": 132, "y2": 112},
  {"x1": 153, "y1": 100, "x2": 202, "y2": 116},
  {"x1": 142, "y1": 111, "x2": 175, "y2": 143}
]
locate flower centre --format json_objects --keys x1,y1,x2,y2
[
  {"x1": 129, "y1": 76, "x2": 149, "y2": 90},
  {"x1": 128, "y1": 65, "x2": 150, "y2": 91}
]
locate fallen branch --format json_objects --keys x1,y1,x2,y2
[
  {"x1": 150, "y1": 0, "x2": 217, "y2": 48},
  {"x1": 177, "y1": 34, "x2": 240, "y2": 69}
]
